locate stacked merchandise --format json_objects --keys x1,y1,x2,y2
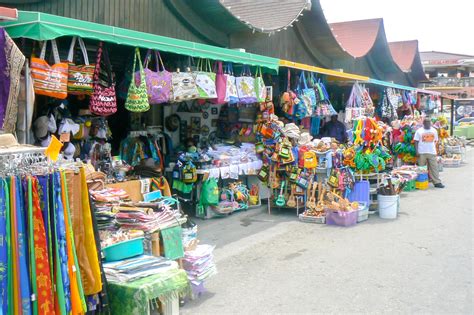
[
  {"x1": 103, "y1": 255, "x2": 179, "y2": 282},
  {"x1": 182, "y1": 245, "x2": 217, "y2": 298},
  {"x1": 392, "y1": 118, "x2": 419, "y2": 165},
  {"x1": 438, "y1": 136, "x2": 466, "y2": 167}
]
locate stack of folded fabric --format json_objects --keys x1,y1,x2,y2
[
  {"x1": 95, "y1": 203, "x2": 117, "y2": 230},
  {"x1": 114, "y1": 208, "x2": 180, "y2": 232},
  {"x1": 103, "y1": 255, "x2": 178, "y2": 282},
  {"x1": 281, "y1": 123, "x2": 301, "y2": 139},
  {"x1": 90, "y1": 188, "x2": 130, "y2": 202},
  {"x1": 182, "y1": 245, "x2": 217, "y2": 287}
]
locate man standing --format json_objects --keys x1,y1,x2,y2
[
  {"x1": 322, "y1": 115, "x2": 347, "y2": 143},
  {"x1": 414, "y1": 117, "x2": 445, "y2": 188}
]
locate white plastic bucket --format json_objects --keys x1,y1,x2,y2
[{"x1": 378, "y1": 194, "x2": 399, "y2": 219}]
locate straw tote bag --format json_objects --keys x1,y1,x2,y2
[
  {"x1": 125, "y1": 48, "x2": 150, "y2": 112},
  {"x1": 30, "y1": 39, "x2": 68, "y2": 99},
  {"x1": 89, "y1": 42, "x2": 117, "y2": 116},
  {"x1": 67, "y1": 36, "x2": 94, "y2": 95},
  {"x1": 139, "y1": 49, "x2": 172, "y2": 104}
]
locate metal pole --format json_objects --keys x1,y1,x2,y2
[
  {"x1": 24, "y1": 61, "x2": 30, "y2": 144},
  {"x1": 450, "y1": 98, "x2": 454, "y2": 136}
]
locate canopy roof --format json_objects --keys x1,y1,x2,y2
[
  {"x1": 389, "y1": 40, "x2": 428, "y2": 83},
  {"x1": 0, "y1": 10, "x2": 280, "y2": 71}
]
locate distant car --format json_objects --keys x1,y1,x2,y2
[{"x1": 454, "y1": 117, "x2": 474, "y2": 126}]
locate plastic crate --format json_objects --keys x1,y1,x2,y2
[
  {"x1": 299, "y1": 213, "x2": 326, "y2": 224},
  {"x1": 442, "y1": 158, "x2": 462, "y2": 168},
  {"x1": 326, "y1": 209, "x2": 358, "y2": 227},
  {"x1": 415, "y1": 180, "x2": 429, "y2": 190},
  {"x1": 103, "y1": 237, "x2": 144, "y2": 262},
  {"x1": 404, "y1": 179, "x2": 416, "y2": 192},
  {"x1": 357, "y1": 203, "x2": 369, "y2": 223},
  {"x1": 445, "y1": 145, "x2": 463, "y2": 154}
]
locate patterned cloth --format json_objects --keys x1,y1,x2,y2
[{"x1": 0, "y1": 179, "x2": 8, "y2": 315}]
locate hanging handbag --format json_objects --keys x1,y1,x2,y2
[
  {"x1": 299, "y1": 71, "x2": 315, "y2": 116},
  {"x1": 254, "y1": 66, "x2": 266, "y2": 102},
  {"x1": 211, "y1": 61, "x2": 227, "y2": 104},
  {"x1": 125, "y1": 48, "x2": 150, "y2": 112},
  {"x1": 89, "y1": 42, "x2": 117, "y2": 116},
  {"x1": 236, "y1": 65, "x2": 257, "y2": 104},
  {"x1": 171, "y1": 65, "x2": 199, "y2": 102},
  {"x1": 224, "y1": 63, "x2": 239, "y2": 104},
  {"x1": 30, "y1": 39, "x2": 68, "y2": 99},
  {"x1": 195, "y1": 59, "x2": 217, "y2": 99},
  {"x1": 139, "y1": 49, "x2": 172, "y2": 104},
  {"x1": 66, "y1": 36, "x2": 94, "y2": 95}
]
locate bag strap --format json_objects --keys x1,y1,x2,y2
[
  {"x1": 93, "y1": 42, "x2": 103, "y2": 82},
  {"x1": 67, "y1": 36, "x2": 90, "y2": 64},
  {"x1": 40, "y1": 40, "x2": 61, "y2": 64},
  {"x1": 287, "y1": 68, "x2": 291, "y2": 91},
  {"x1": 144, "y1": 49, "x2": 166, "y2": 72}
]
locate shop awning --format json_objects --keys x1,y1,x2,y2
[
  {"x1": 364, "y1": 78, "x2": 416, "y2": 91},
  {"x1": 0, "y1": 11, "x2": 280, "y2": 71},
  {"x1": 279, "y1": 59, "x2": 370, "y2": 81}
]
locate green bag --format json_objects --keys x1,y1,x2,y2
[
  {"x1": 254, "y1": 66, "x2": 266, "y2": 102},
  {"x1": 125, "y1": 48, "x2": 150, "y2": 112},
  {"x1": 200, "y1": 178, "x2": 219, "y2": 206},
  {"x1": 195, "y1": 59, "x2": 217, "y2": 99}
]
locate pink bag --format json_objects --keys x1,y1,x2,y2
[
  {"x1": 137, "y1": 50, "x2": 172, "y2": 104},
  {"x1": 89, "y1": 42, "x2": 117, "y2": 116},
  {"x1": 211, "y1": 61, "x2": 227, "y2": 105}
]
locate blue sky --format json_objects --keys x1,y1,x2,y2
[{"x1": 320, "y1": 0, "x2": 474, "y2": 55}]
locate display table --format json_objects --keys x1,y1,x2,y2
[{"x1": 107, "y1": 268, "x2": 190, "y2": 315}]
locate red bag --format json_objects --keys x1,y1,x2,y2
[
  {"x1": 89, "y1": 42, "x2": 117, "y2": 116},
  {"x1": 211, "y1": 61, "x2": 227, "y2": 105}
]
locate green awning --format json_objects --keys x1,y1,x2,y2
[
  {"x1": 365, "y1": 78, "x2": 416, "y2": 91},
  {"x1": 0, "y1": 11, "x2": 280, "y2": 72}
]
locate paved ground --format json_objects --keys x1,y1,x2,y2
[{"x1": 182, "y1": 149, "x2": 473, "y2": 314}]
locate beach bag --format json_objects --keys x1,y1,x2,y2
[
  {"x1": 236, "y1": 65, "x2": 257, "y2": 104},
  {"x1": 255, "y1": 66, "x2": 266, "y2": 102},
  {"x1": 139, "y1": 49, "x2": 172, "y2": 104},
  {"x1": 195, "y1": 59, "x2": 217, "y2": 99},
  {"x1": 125, "y1": 48, "x2": 150, "y2": 112},
  {"x1": 200, "y1": 178, "x2": 219, "y2": 206},
  {"x1": 224, "y1": 63, "x2": 239, "y2": 104},
  {"x1": 89, "y1": 42, "x2": 117, "y2": 116},
  {"x1": 66, "y1": 36, "x2": 94, "y2": 95},
  {"x1": 299, "y1": 72, "x2": 315, "y2": 116},
  {"x1": 172, "y1": 67, "x2": 199, "y2": 102},
  {"x1": 211, "y1": 61, "x2": 227, "y2": 104},
  {"x1": 31, "y1": 39, "x2": 68, "y2": 99}
]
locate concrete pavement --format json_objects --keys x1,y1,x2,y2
[{"x1": 182, "y1": 149, "x2": 473, "y2": 314}]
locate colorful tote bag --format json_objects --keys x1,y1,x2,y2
[
  {"x1": 139, "y1": 49, "x2": 172, "y2": 104},
  {"x1": 66, "y1": 36, "x2": 94, "y2": 95},
  {"x1": 125, "y1": 48, "x2": 150, "y2": 112},
  {"x1": 211, "y1": 61, "x2": 227, "y2": 104},
  {"x1": 30, "y1": 39, "x2": 68, "y2": 99},
  {"x1": 195, "y1": 59, "x2": 217, "y2": 99},
  {"x1": 254, "y1": 66, "x2": 266, "y2": 102},
  {"x1": 224, "y1": 63, "x2": 239, "y2": 104},
  {"x1": 89, "y1": 42, "x2": 117, "y2": 116},
  {"x1": 236, "y1": 65, "x2": 257, "y2": 104},
  {"x1": 171, "y1": 68, "x2": 199, "y2": 102}
]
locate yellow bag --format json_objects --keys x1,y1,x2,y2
[{"x1": 303, "y1": 151, "x2": 318, "y2": 169}]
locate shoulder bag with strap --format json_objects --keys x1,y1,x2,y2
[
  {"x1": 254, "y1": 66, "x2": 267, "y2": 103},
  {"x1": 171, "y1": 60, "x2": 199, "y2": 102},
  {"x1": 66, "y1": 36, "x2": 94, "y2": 95},
  {"x1": 30, "y1": 39, "x2": 68, "y2": 99},
  {"x1": 140, "y1": 49, "x2": 172, "y2": 104},
  {"x1": 125, "y1": 48, "x2": 150, "y2": 112},
  {"x1": 211, "y1": 61, "x2": 227, "y2": 105},
  {"x1": 195, "y1": 59, "x2": 217, "y2": 99},
  {"x1": 224, "y1": 63, "x2": 239, "y2": 104},
  {"x1": 89, "y1": 42, "x2": 117, "y2": 116},
  {"x1": 236, "y1": 65, "x2": 257, "y2": 104}
]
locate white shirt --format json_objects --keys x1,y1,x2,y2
[{"x1": 414, "y1": 127, "x2": 438, "y2": 155}]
